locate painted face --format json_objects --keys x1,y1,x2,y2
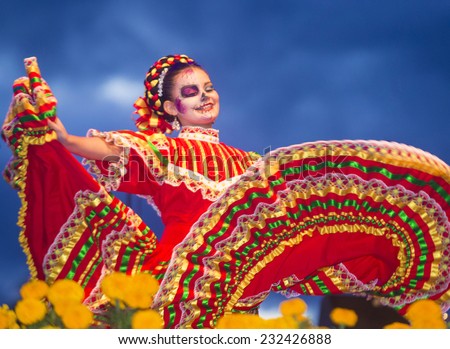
[{"x1": 171, "y1": 67, "x2": 220, "y2": 128}]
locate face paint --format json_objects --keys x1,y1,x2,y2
[{"x1": 170, "y1": 67, "x2": 220, "y2": 128}]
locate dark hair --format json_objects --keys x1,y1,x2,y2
[{"x1": 144, "y1": 55, "x2": 202, "y2": 123}]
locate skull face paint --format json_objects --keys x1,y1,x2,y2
[{"x1": 170, "y1": 67, "x2": 220, "y2": 128}]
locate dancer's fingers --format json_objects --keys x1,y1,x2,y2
[
  {"x1": 11, "y1": 77, "x2": 35, "y2": 114},
  {"x1": 24, "y1": 57, "x2": 43, "y2": 97},
  {"x1": 12, "y1": 76, "x2": 31, "y2": 97}
]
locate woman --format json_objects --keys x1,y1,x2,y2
[{"x1": 3, "y1": 55, "x2": 450, "y2": 328}]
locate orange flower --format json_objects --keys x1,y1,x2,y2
[
  {"x1": 15, "y1": 299, "x2": 47, "y2": 325},
  {"x1": 47, "y1": 279, "x2": 84, "y2": 308},
  {"x1": 383, "y1": 322, "x2": 411, "y2": 329},
  {"x1": 405, "y1": 299, "x2": 446, "y2": 328},
  {"x1": 60, "y1": 303, "x2": 93, "y2": 329},
  {"x1": 329, "y1": 308, "x2": 358, "y2": 328},
  {"x1": 279, "y1": 298, "x2": 308, "y2": 318},
  {"x1": 20, "y1": 279, "x2": 49, "y2": 300},
  {"x1": 101, "y1": 272, "x2": 132, "y2": 304},
  {"x1": 131, "y1": 310, "x2": 164, "y2": 329},
  {"x1": 216, "y1": 313, "x2": 266, "y2": 329},
  {"x1": 0, "y1": 304, "x2": 19, "y2": 329}
]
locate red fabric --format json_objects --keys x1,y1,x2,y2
[{"x1": 24, "y1": 141, "x2": 100, "y2": 279}]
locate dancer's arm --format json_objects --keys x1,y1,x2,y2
[{"x1": 48, "y1": 118, "x2": 121, "y2": 161}]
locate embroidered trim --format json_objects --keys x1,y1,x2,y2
[{"x1": 178, "y1": 126, "x2": 220, "y2": 144}]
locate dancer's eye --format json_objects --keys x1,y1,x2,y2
[
  {"x1": 205, "y1": 84, "x2": 215, "y2": 92},
  {"x1": 181, "y1": 85, "x2": 199, "y2": 98}
]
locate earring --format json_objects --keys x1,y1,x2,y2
[{"x1": 172, "y1": 118, "x2": 181, "y2": 131}]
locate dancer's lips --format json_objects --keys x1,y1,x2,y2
[{"x1": 195, "y1": 103, "x2": 214, "y2": 113}]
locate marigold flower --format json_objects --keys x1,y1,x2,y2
[
  {"x1": 0, "y1": 304, "x2": 19, "y2": 329},
  {"x1": 15, "y1": 299, "x2": 47, "y2": 325},
  {"x1": 130, "y1": 273, "x2": 160, "y2": 297},
  {"x1": 405, "y1": 299, "x2": 443, "y2": 326},
  {"x1": 101, "y1": 272, "x2": 132, "y2": 303},
  {"x1": 216, "y1": 313, "x2": 266, "y2": 329},
  {"x1": 262, "y1": 316, "x2": 299, "y2": 329},
  {"x1": 47, "y1": 279, "x2": 84, "y2": 307},
  {"x1": 131, "y1": 309, "x2": 163, "y2": 329},
  {"x1": 409, "y1": 318, "x2": 447, "y2": 329},
  {"x1": 52, "y1": 299, "x2": 81, "y2": 317},
  {"x1": 329, "y1": 307, "x2": 358, "y2": 328},
  {"x1": 60, "y1": 303, "x2": 93, "y2": 329},
  {"x1": 20, "y1": 279, "x2": 49, "y2": 300},
  {"x1": 279, "y1": 298, "x2": 307, "y2": 318},
  {"x1": 383, "y1": 322, "x2": 411, "y2": 329},
  {"x1": 123, "y1": 288, "x2": 153, "y2": 309}
]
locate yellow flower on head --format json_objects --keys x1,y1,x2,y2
[
  {"x1": 329, "y1": 307, "x2": 358, "y2": 328},
  {"x1": 383, "y1": 322, "x2": 411, "y2": 329},
  {"x1": 0, "y1": 304, "x2": 19, "y2": 329},
  {"x1": 20, "y1": 279, "x2": 49, "y2": 300},
  {"x1": 279, "y1": 298, "x2": 308, "y2": 318},
  {"x1": 15, "y1": 299, "x2": 47, "y2": 325},
  {"x1": 47, "y1": 279, "x2": 84, "y2": 307},
  {"x1": 60, "y1": 303, "x2": 93, "y2": 329},
  {"x1": 131, "y1": 309, "x2": 164, "y2": 329}
]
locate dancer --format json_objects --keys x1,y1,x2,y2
[{"x1": 3, "y1": 55, "x2": 450, "y2": 328}]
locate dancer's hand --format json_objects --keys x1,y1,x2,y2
[{"x1": 47, "y1": 117, "x2": 69, "y2": 145}]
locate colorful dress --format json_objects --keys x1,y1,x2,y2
[{"x1": 3, "y1": 58, "x2": 450, "y2": 328}]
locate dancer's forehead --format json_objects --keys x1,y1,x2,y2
[{"x1": 172, "y1": 67, "x2": 212, "y2": 94}]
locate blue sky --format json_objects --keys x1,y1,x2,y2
[{"x1": 1, "y1": 0, "x2": 449, "y2": 321}]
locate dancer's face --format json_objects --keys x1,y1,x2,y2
[{"x1": 165, "y1": 67, "x2": 220, "y2": 128}]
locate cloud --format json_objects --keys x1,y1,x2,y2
[{"x1": 98, "y1": 75, "x2": 143, "y2": 108}]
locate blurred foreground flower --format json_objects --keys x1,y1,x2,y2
[
  {"x1": 131, "y1": 309, "x2": 164, "y2": 329},
  {"x1": 383, "y1": 299, "x2": 448, "y2": 329},
  {"x1": 0, "y1": 304, "x2": 19, "y2": 329},
  {"x1": 329, "y1": 307, "x2": 358, "y2": 328},
  {"x1": 96, "y1": 272, "x2": 162, "y2": 329},
  {"x1": 216, "y1": 298, "x2": 311, "y2": 329}
]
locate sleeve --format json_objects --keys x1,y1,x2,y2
[{"x1": 83, "y1": 129, "x2": 171, "y2": 196}]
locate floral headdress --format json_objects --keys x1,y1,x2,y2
[{"x1": 134, "y1": 54, "x2": 195, "y2": 134}]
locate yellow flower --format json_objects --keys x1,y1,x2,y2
[
  {"x1": 52, "y1": 299, "x2": 81, "y2": 317},
  {"x1": 123, "y1": 288, "x2": 153, "y2": 309},
  {"x1": 329, "y1": 308, "x2": 358, "y2": 328},
  {"x1": 15, "y1": 299, "x2": 47, "y2": 325},
  {"x1": 130, "y1": 273, "x2": 160, "y2": 296},
  {"x1": 279, "y1": 298, "x2": 307, "y2": 318},
  {"x1": 262, "y1": 316, "x2": 299, "y2": 329},
  {"x1": 383, "y1": 322, "x2": 411, "y2": 329},
  {"x1": 40, "y1": 325, "x2": 61, "y2": 329},
  {"x1": 60, "y1": 303, "x2": 93, "y2": 329},
  {"x1": 101, "y1": 272, "x2": 131, "y2": 304},
  {"x1": 409, "y1": 318, "x2": 447, "y2": 329},
  {"x1": 131, "y1": 310, "x2": 163, "y2": 329},
  {"x1": 0, "y1": 304, "x2": 19, "y2": 329},
  {"x1": 405, "y1": 299, "x2": 444, "y2": 328},
  {"x1": 20, "y1": 279, "x2": 49, "y2": 300},
  {"x1": 47, "y1": 279, "x2": 84, "y2": 308},
  {"x1": 123, "y1": 273, "x2": 160, "y2": 309},
  {"x1": 101, "y1": 272, "x2": 160, "y2": 308},
  {"x1": 216, "y1": 313, "x2": 266, "y2": 329}
]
